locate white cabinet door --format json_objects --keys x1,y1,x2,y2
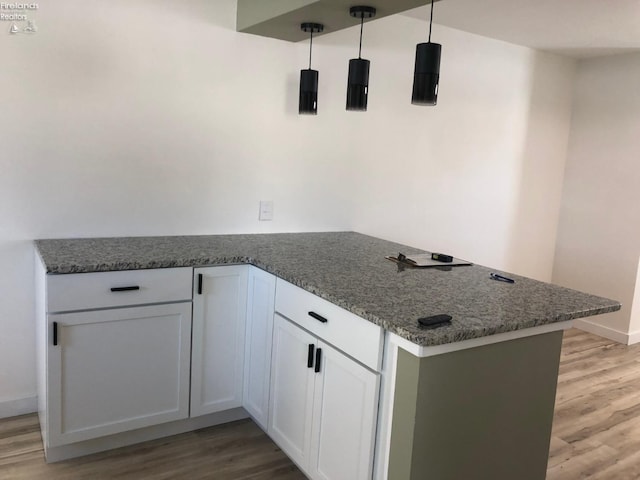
[
  {"x1": 191, "y1": 265, "x2": 248, "y2": 417},
  {"x1": 46, "y1": 303, "x2": 192, "y2": 447},
  {"x1": 243, "y1": 267, "x2": 276, "y2": 430},
  {"x1": 268, "y1": 314, "x2": 316, "y2": 470},
  {"x1": 310, "y1": 341, "x2": 380, "y2": 480}
]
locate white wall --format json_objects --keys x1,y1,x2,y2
[
  {"x1": 343, "y1": 16, "x2": 576, "y2": 278},
  {"x1": 0, "y1": 0, "x2": 355, "y2": 414},
  {"x1": 552, "y1": 53, "x2": 640, "y2": 344},
  {"x1": 0, "y1": 0, "x2": 576, "y2": 411}
]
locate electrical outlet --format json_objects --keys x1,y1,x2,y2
[{"x1": 259, "y1": 201, "x2": 274, "y2": 221}]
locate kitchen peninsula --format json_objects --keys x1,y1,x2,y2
[{"x1": 34, "y1": 232, "x2": 620, "y2": 480}]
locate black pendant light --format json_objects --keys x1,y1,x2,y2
[
  {"x1": 346, "y1": 6, "x2": 376, "y2": 111},
  {"x1": 412, "y1": 0, "x2": 441, "y2": 106},
  {"x1": 299, "y1": 22, "x2": 324, "y2": 115}
]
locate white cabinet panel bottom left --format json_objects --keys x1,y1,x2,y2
[
  {"x1": 35, "y1": 264, "x2": 197, "y2": 461},
  {"x1": 45, "y1": 302, "x2": 192, "y2": 447}
]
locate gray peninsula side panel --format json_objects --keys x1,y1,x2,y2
[{"x1": 388, "y1": 331, "x2": 563, "y2": 480}]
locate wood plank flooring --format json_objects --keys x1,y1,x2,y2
[
  {"x1": 1, "y1": 328, "x2": 639, "y2": 479},
  {"x1": 548, "y1": 328, "x2": 640, "y2": 479},
  {"x1": 0, "y1": 415, "x2": 305, "y2": 479}
]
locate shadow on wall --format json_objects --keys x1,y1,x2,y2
[
  {"x1": 174, "y1": 0, "x2": 237, "y2": 31},
  {"x1": 550, "y1": 53, "x2": 640, "y2": 340},
  {"x1": 134, "y1": 0, "x2": 238, "y2": 30},
  {"x1": 505, "y1": 51, "x2": 576, "y2": 282},
  {"x1": 0, "y1": 239, "x2": 37, "y2": 402}
]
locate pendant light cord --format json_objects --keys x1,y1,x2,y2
[
  {"x1": 309, "y1": 30, "x2": 314, "y2": 69},
  {"x1": 428, "y1": 0, "x2": 434, "y2": 43},
  {"x1": 358, "y1": 15, "x2": 364, "y2": 58}
]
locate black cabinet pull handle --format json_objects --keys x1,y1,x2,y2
[
  {"x1": 308, "y1": 311, "x2": 328, "y2": 324},
  {"x1": 307, "y1": 344, "x2": 315, "y2": 368},
  {"x1": 197, "y1": 274, "x2": 203, "y2": 295},
  {"x1": 314, "y1": 348, "x2": 322, "y2": 373},
  {"x1": 110, "y1": 286, "x2": 140, "y2": 292},
  {"x1": 53, "y1": 322, "x2": 58, "y2": 346}
]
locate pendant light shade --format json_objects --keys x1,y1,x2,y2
[
  {"x1": 299, "y1": 69, "x2": 319, "y2": 114},
  {"x1": 347, "y1": 58, "x2": 370, "y2": 111},
  {"x1": 412, "y1": 42, "x2": 441, "y2": 105},
  {"x1": 299, "y1": 22, "x2": 324, "y2": 115},
  {"x1": 412, "y1": 1, "x2": 441, "y2": 106},
  {"x1": 346, "y1": 6, "x2": 376, "y2": 111}
]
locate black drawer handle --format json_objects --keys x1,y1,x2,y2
[
  {"x1": 53, "y1": 322, "x2": 58, "y2": 346},
  {"x1": 314, "y1": 348, "x2": 322, "y2": 373},
  {"x1": 308, "y1": 311, "x2": 328, "y2": 324},
  {"x1": 110, "y1": 286, "x2": 140, "y2": 292},
  {"x1": 307, "y1": 344, "x2": 315, "y2": 368},
  {"x1": 197, "y1": 274, "x2": 203, "y2": 295}
]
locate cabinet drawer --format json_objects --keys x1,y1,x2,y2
[
  {"x1": 275, "y1": 279, "x2": 383, "y2": 371},
  {"x1": 46, "y1": 268, "x2": 193, "y2": 313}
]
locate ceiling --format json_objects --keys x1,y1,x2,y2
[{"x1": 403, "y1": 0, "x2": 640, "y2": 59}]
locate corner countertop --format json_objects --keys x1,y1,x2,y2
[{"x1": 34, "y1": 232, "x2": 621, "y2": 347}]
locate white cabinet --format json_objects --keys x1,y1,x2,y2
[
  {"x1": 310, "y1": 339, "x2": 379, "y2": 480},
  {"x1": 38, "y1": 263, "x2": 259, "y2": 461},
  {"x1": 272, "y1": 279, "x2": 383, "y2": 480},
  {"x1": 42, "y1": 268, "x2": 193, "y2": 448},
  {"x1": 268, "y1": 314, "x2": 317, "y2": 467},
  {"x1": 190, "y1": 266, "x2": 248, "y2": 417},
  {"x1": 243, "y1": 267, "x2": 276, "y2": 430},
  {"x1": 269, "y1": 314, "x2": 380, "y2": 480},
  {"x1": 275, "y1": 279, "x2": 383, "y2": 371},
  {"x1": 36, "y1": 257, "x2": 382, "y2": 473}
]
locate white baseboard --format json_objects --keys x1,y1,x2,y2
[
  {"x1": 0, "y1": 396, "x2": 37, "y2": 419},
  {"x1": 574, "y1": 319, "x2": 630, "y2": 345},
  {"x1": 627, "y1": 330, "x2": 640, "y2": 345}
]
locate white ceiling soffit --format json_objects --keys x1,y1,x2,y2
[
  {"x1": 237, "y1": 0, "x2": 443, "y2": 42},
  {"x1": 403, "y1": 0, "x2": 640, "y2": 59}
]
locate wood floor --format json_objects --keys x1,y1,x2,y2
[
  {"x1": 0, "y1": 415, "x2": 305, "y2": 479},
  {"x1": 547, "y1": 328, "x2": 640, "y2": 479},
  {"x1": 2, "y1": 328, "x2": 639, "y2": 479}
]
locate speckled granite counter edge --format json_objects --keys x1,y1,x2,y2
[
  {"x1": 252, "y1": 260, "x2": 621, "y2": 345},
  {"x1": 34, "y1": 240, "x2": 622, "y2": 348}
]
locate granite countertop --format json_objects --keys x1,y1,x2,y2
[{"x1": 34, "y1": 232, "x2": 621, "y2": 347}]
